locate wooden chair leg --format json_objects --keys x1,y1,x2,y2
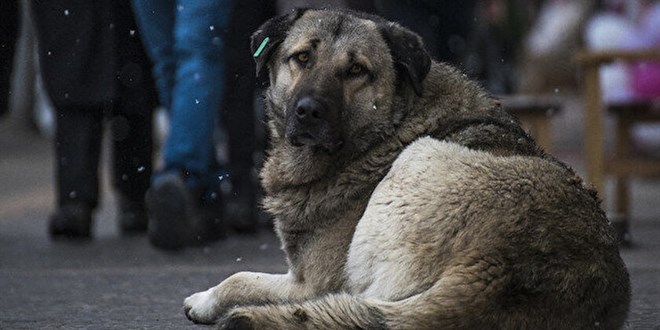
[
  {"x1": 613, "y1": 116, "x2": 632, "y2": 245},
  {"x1": 583, "y1": 65, "x2": 605, "y2": 197}
]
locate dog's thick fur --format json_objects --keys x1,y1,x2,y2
[{"x1": 184, "y1": 9, "x2": 630, "y2": 329}]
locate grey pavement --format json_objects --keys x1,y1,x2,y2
[{"x1": 1, "y1": 99, "x2": 659, "y2": 329}]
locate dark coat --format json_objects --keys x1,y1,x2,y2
[{"x1": 31, "y1": 0, "x2": 157, "y2": 112}]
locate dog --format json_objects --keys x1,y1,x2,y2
[{"x1": 184, "y1": 8, "x2": 630, "y2": 329}]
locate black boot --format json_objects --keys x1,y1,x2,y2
[
  {"x1": 145, "y1": 172, "x2": 197, "y2": 250},
  {"x1": 118, "y1": 194, "x2": 148, "y2": 235},
  {"x1": 146, "y1": 170, "x2": 229, "y2": 250},
  {"x1": 49, "y1": 203, "x2": 93, "y2": 240},
  {"x1": 199, "y1": 183, "x2": 227, "y2": 242}
]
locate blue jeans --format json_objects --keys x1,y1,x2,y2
[{"x1": 131, "y1": 0, "x2": 229, "y2": 188}]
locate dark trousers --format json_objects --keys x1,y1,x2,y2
[
  {"x1": 55, "y1": 106, "x2": 153, "y2": 209},
  {"x1": 223, "y1": 1, "x2": 276, "y2": 185},
  {"x1": 0, "y1": 0, "x2": 18, "y2": 116},
  {"x1": 218, "y1": 0, "x2": 275, "y2": 223}
]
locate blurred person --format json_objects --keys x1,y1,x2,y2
[
  {"x1": 276, "y1": 0, "x2": 375, "y2": 16},
  {"x1": 130, "y1": 0, "x2": 229, "y2": 250},
  {"x1": 626, "y1": 1, "x2": 660, "y2": 101},
  {"x1": 0, "y1": 0, "x2": 19, "y2": 118},
  {"x1": 585, "y1": 0, "x2": 660, "y2": 157},
  {"x1": 518, "y1": 0, "x2": 596, "y2": 94},
  {"x1": 585, "y1": 0, "x2": 660, "y2": 103},
  {"x1": 30, "y1": 1, "x2": 158, "y2": 239},
  {"x1": 219, "y1": 0, "x2": 276, "y2": 233},
  {"x1": 375, "y1": 0, "x2": 477, "y2": 66},
  {"x1": 464, "y1": 0, "x2": 529, "y2": 94},
  {"x1": 277, "y1": 0, "x2": 346, "y2": 12}
]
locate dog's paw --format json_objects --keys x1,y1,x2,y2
[{"x1": 184, "y1": 289, "x2": 220, "y2": 324}]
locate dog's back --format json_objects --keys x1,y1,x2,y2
[{"x1": 347, "y1": 137, "x2": 630, "y2": 329}]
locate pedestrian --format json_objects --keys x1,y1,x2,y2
[
  {"x1": 0, "y1": 0, "x2": 18, "y2": 118},
  {"x1": 130, "y1": 0, "x2": 229, "y2": 250},
  {"x1": 218, "y1": 0, "x2": 277, "y2": 234},
  {"x1": 30, "y1": 0, "x2": 158, "y2": 239},
  {"x1": 375, "y1": 0, "x2": 477, "y2": 66}
]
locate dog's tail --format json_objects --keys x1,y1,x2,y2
[{"x1": 218, "y1": 275, "x2": 490, "y2": 330}]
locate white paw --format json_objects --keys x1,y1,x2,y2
[{"x1": 184, "y1": 288, "x2": 219, "y2": 324}]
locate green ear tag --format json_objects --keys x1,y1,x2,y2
[{"x1": 253, "y1": 37, "x2": 270, "y2": 58}]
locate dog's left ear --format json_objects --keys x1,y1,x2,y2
[
  {"x1": 379, "y1": 22, "x2": 431, "y2": 96},
  {"x1": 251, "y1": 8, "x2": 308, "y2": 81}
]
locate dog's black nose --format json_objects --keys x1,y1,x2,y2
[
  {"x1": 294, "y1": 96, "x2": 324, "y2": 124},
  {"x1": 286, "y1": 95, "x2": 343, "y2": 152}
]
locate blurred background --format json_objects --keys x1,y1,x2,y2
[{"x1": 1, "y1": 0, "x2": 659, "y2": 328}]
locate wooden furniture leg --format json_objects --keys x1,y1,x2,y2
[{"x1": 582, "y1": 64, "x2": 605, "y2": 198}]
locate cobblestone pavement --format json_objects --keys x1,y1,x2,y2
[{"x1": 1, "y1": 110, "x2": 658, "y2": 329}]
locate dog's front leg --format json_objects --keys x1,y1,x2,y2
[{"x1": 184, "y1": 271, "x2": 310, "y2": 324}]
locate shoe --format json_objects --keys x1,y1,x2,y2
[
  {"x1": 226, "y1": 198, "x2": 257, "y2": 234},
  {"x1": 199, "y1": 188, "x2": 227, "y2": 241},
  {"x1": 222, "y1": 176, "x2": 258, "y2": 234},
  {"x1": 118, "y1": 195, "x2": 148, "y2": 235},
  {"x1": 145, "y1": 172, "x2": 196, "y2": 250},
  {"x1": 49, "y1": 203, "x2": 93, "y2": 240}
]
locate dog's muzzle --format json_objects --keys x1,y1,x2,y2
[{"x1": 285, "y1": 96, "x2": 344, "y2": 153}]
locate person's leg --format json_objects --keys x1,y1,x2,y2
[
  {"x1": 50, "y1": 107, "x2": 103, "y2": 239},
  {"x1": 221, "y1": 0, "x2": 275, "y2": 232},
  {"x1": 164, "y1": 0, "x2": 229, "y2": 185},
  {"x1": 112, "y1": 1, "x2": 158, "y2": 235},
  {"x1": 137, "y1": 0, "x2": 230, "y2": 250},
  {"x1": 55, "y1": 108, "x2": 103, "y2": 209},
  {"x1": 130, "y1": 0, "x2": 175, "y2": 109},
  {"x1": 0, "y1": 0, "x2": 19, "y2": 117},
  {"x1": 110, "y1": 110, "x2": 153, "y2": 234}
]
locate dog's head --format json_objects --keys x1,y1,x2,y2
[{"x1": 252, "y1": 9, "x2": 431, "y2": 156}]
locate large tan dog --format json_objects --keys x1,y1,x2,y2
[{"x1": 184, "y1": 8, "x2": 630, "y2": 329}]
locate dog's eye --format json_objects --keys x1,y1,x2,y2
[
  {"x1": 348, "y1": 64, "x2": 366, "y2": 76},
  {"x1": 294, "y1": 52, "x2": 310, "y2": 65}
]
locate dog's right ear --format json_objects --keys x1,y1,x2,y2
[{"x1": 251, "y1": 8, "x2": 308, "y2": 82}]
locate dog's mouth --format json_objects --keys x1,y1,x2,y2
[
  {"x1": 288, "y1": 132, "x2": 316, "y2": 147},
  {"x1": 287, "y1": 132, "x2": 344, "y2": 154}
]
